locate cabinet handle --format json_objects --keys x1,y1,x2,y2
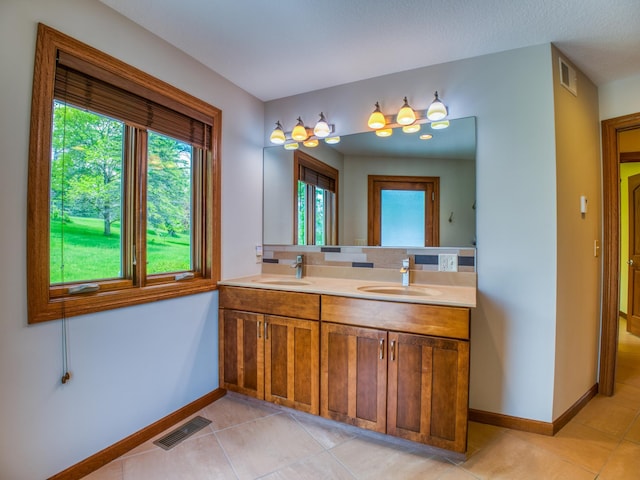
[
  {"x1": 390, "y1": 340, "x2": 396, "y2": 361},
  {"x1": 379, "y1": 338, "x2": 385, "y2": 360},
  {"x1": 264, "y1": 321, "x2": 269, "y2": 340},
  {"x1": 257, "y1": 321, "x2": 261, "y2": 339}
]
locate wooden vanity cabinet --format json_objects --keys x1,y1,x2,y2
[
  {"x1": 219, "y1": 286, "x2": 320, "y2": 414},
  {"x1": 321, "y1": 295, "x2": 470, "y2": 453}
]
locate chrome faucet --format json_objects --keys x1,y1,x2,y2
[
  {"x1": 400, "y1": 258, "x2": 410, "y2": 286},
  {"x1": 291, "y1": 254, "x2": 304, "y2": 279}
]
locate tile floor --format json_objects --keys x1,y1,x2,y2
[{"x1": 86, "y1": 320, "x2": 640, "y2": 479}]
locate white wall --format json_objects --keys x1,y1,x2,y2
[
  {"x1": 0, "y1": 1, "x2": 263, "y2": 478},
  {"x1": 265, "y1": 45, "x2": 560, "y2": 422},
  {"x1": 599, "y1": 73, "x2": 640, "y2": 120}
]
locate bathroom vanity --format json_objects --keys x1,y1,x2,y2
[{"x1": 218, "y1": 275, "x2": 474, "y2": 453}]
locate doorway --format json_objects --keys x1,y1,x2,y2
[
  {"x1": 367, "y1": 175, "x2": 439, "y2": 247},
  {"x1": 600, "y1": 112, "x2": 640, "y2": 396}
]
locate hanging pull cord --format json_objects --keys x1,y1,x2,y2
[{"x1": 58, "y1": 95, "x2": 71, "y2": 385}]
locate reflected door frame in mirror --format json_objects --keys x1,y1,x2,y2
[{"x1": 368, "y1": 175, "x2": 440, "y2": 247}]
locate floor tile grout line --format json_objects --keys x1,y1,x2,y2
[
  {"x1": 326, "y1": 448, "x2": 359, "y2": 479},
  {"x1": 212, "y1": 429, "x2": 241, "y2": 480}
]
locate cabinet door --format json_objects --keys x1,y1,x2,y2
[
  {"x1": 321, "y1": 323, "x2": 387, "y2": 433},
  {"x1": 387, "y1": 332, "x2": 469, "y2": 452},
  {"x1": 219, "y1": 309, "x2": 265, "y2": 399},
  {"x1": 264, "y1": 315, "x2": 319, "y2": 414}
]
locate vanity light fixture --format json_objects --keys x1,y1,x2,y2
[
  {"x1": 426, "y1": 91, "x2": 448, "y2": 121},
  {"x1": 366, "y1": 91, "x2": 449, "y2": 132},
  {"x1": 291, "y1": 117, "x2": 309, "y2": 141},
  {"x1": 303, "y1": 138, "x2": 319, "y2": 148},
  {"x1": 284, "y1": 142, "x2": 299, "y2": 150},
  {"x1": 368, "y1": 102, "x2": 386, "y2": 129},
  {"x1": 375, "y1": 128, "x2": 393, "y2": 137},
  {"x1": 396, "y1": 97, "x2": 417, "y2": 126},
  {"x1": 325, "y1": 136, "x2": 341, "y2": 144},
  {"x1": 269, "y1": 121, "x2": 286, "y2": 145},
  {"x1": 270, "y1": 114, "x2": 337, "y2": 148},
  {"x1": 313, "y1": 112, "x2": 331, "y2": 138},
  {"x1": 419, "y1": 133, "x2": 433, "y2": 140}
]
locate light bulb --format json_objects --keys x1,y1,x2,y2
[
  {"x1": 291, "y1": 117, "x2": 308, "y2": 141},
  {"x1": 269, "y1": 121, "x2": 286, "y2": 145},
  {"x1": 430, "y1": 120, "x2": 450, "y2": 130},
  {"x1": 313, "y1": 112, "x2": 331, "y2": 138},
  {"x1": 426, "y1": 91, "x2": 447, "y2": 121},
  {"x1": 368, "y1": 102, "x2": 386, "y2": 129},
  {"x1": 396, "y1": 97, "x2": 416, "y2": 126},
  {"x1": 402, "y1": 123, "x2": 421, "y2": 133},
  {"x1": 375, "y1": 128, "x2": 393, "y2": 137}
]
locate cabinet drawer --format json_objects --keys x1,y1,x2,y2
[
  {"x1": 321, "y1": 295, "x2": 469, "y2": 340},
  {"x1": 220, "y1": 286, "x2": 320, "y2": 320}
]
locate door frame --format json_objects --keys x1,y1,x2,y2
[{"x1": 600, "y1": 112, "x2": 640, "y2": 396}]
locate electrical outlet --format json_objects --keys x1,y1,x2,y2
[{"x1": 438, "y1": 254, "x2": 458, "y2": 272}]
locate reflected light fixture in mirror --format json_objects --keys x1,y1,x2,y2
[
  {"x1": 303, "y1": 138, "x2": 319, "y2": 148},
  {"x1": 376, "y1": 128, "x2": 393, "y2": 137},
  {"x1": 431, "y1": 120, "x2": 450, "y2": 130}
]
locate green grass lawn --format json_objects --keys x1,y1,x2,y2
[{"x1": 50, "y1": 216, "x2": 190, "y2": 283}]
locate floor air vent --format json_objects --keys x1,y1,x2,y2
[{"x1": 153, "y1": 416, "x2": 212, "y2": 450}]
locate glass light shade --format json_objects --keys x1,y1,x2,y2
[
  {"x1": 396, "y1": 97, "x2": 416, "y2": 126},
  {"x1": 426, "y1": 92, "x2": 447, "y2": 121},
  {"x1": 284, "y1": 142, "x2": 299, "y2": 150},
  {"x1": 368, "y1": 102, "x2": 386, "y2": 129},
  {"x1": 303, "y1": 138, "x2": 319, "y2": 147},
  {"x1": 269, "y1": 121, "x2": 286, "y2": 145},
  {"x1": 402, "y1": 123, "x2": 421, "y2": 133},
  {"x1": 419, "y1": 133, "x2": 433, "y2": 140},
  {"x1": 313, "y1": 112, "x2": 331, "y2": 138},
  {"x1": 325, "y1": 136, "x2": 341, "y2": 144},
  {"x1": 375, "y1": 128, "x2": 393, "y2": 137},
  {"x1": 430, "y1": 120, "x2": 450, "y2": 130},
  {"x1": 291, "y1": 117, "x2": 308, "y2": 141}
]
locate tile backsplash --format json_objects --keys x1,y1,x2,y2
[{"x1": 262, "y1": 245, "x2": 475, "y2": 273}]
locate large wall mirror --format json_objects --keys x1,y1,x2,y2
[{"x1": 263, "y1": 116, "x2": 476, "y2": 247}]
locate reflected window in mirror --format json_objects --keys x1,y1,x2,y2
[{"x1": 294, "y1": 151, "x2": 338, "y2": 245}]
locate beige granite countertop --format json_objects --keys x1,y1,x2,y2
[{"x1": 218, "y1": 274, "x2": 476, "y2": 308}]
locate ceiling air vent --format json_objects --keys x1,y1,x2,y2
[{"x1": 559, "y1": 57, "x2": 577, "y2": 96}]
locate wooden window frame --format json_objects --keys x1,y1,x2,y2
[
  {"x1": 293, "y1": 150, "x2": 339, "y2": 245},
  {"x1": 27, "y1": 24, "x2": 221, "y2": 323}
]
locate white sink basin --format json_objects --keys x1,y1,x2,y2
[
  {"x1": 357, "y1": 285, "x2": 441, "y2": 297},
  {"x1": 253, "y1": 279, "x2": 312, "y2": 286}
]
